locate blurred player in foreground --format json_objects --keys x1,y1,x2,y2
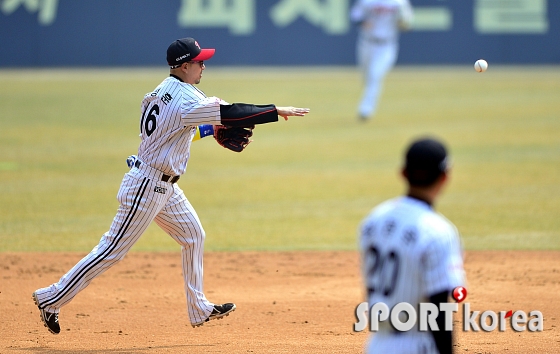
[
  {"x1": 359, "y1": 137, "x2": 466, "y2": 353},
  {"x1": 32, "y1": 37, "x2": 309, "y2": 334},
  {"x1": 350, "y1": 0, "x2": 413, "y2": 121}
]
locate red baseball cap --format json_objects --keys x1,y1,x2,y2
[{"x1": 167, "y1": 38, "x2": 215, "y2": 68}]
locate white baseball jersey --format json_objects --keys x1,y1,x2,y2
[
  {"x1": 351, "y1": 0, "x2": 413, "y2": 41},
  {"x1": 350, "y1": 0, "x2": 413, "y2": 118},
  {"x1": 359, "y1": 196, "x2": 465, "y2": 354},
  {"x1": 138, "y1": 76, "x2": 221, "y2": 176},
  {"x1": 33, "y1": 76, "x2": 222, "y2": 326}
]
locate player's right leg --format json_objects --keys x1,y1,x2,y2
[
  {"x1": 32, "y1": 171, "x2": 168, "y2": 333},
  {"x1": 153, "y1": 184, "x2": 235, "y2": 327}
]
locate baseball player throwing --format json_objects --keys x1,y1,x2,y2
[
  {"x1": 350, "y1": 0, "x2": 413, "y2": 121},
  {"x1": 32, "y1": 37, "x2": 309, "y2": 334},
  {"x1": 359, "y1": 137, "x2": 466, "y2": 354}
]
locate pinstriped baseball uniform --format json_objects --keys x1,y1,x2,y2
[
  {"x1": 32, "y1": 37, "x2": 304, "y2": 334},
  {"x1": 33, "y1": 76, "x2": 230, "y2": 326},
  {"x1": 359, "y1": 196, "x2": 465, "y2": 354},
  {"x1": 138, "y1": 76, "x2": 222, "y2": 176}
]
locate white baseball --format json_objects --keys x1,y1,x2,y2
[{"x1": 474, "y1": 59, "x2": 488, "y2": 73}]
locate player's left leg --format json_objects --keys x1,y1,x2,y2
[
  {"x1": 33, "y1": 172, "x2": 168, "y2": 333},
  {"x1": 154, "y1": 184, "x2": 235, "y2": 327}
]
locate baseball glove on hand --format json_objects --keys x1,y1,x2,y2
[{"x1": 213, "y1": 125, "x2": 254, "y2": 153}]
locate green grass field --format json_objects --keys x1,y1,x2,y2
[{"x1": 0, "y1": 66, "x2": 559, "y2": 252}]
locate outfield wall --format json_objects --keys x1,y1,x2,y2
[{"x1": 1, "y1": 0, "x2": 558, "y2": 67}]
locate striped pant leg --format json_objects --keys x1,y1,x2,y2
[
  {"x1": 153, "y1": 184, "x2": 213, "y2": 325},
  {"x1": 34, "y1": 173, "x2": 165, "y2": 313}
]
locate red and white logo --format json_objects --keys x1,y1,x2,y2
[{"x1": 452, "y1": 286, "x2": 467, "y2": 303}]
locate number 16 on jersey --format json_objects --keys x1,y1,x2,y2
[{"x1": 141, "y1": 103, "x2": 160, "y2": 137}]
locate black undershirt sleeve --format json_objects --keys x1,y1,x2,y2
[
  {"x1": 429, "y1": 290, "x2": 453, "y2": 354},
  {"x1": 219, "y1": 103, "x2": 278, "y2": 127}
]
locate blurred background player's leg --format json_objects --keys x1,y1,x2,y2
[{"x1": 358, "y1": 39, "x2": 398, "y2": 120}]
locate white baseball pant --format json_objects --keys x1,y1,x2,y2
[
  {"x1": 33, "y1": 163, "x2": 214, "y2": 325},
  {"x1": 357, "y1": 36, "x2": 398, "y2": 118}
]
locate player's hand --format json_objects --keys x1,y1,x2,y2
[{"x1": 276, "y1": 106, "x2": 310, "y2": 121}]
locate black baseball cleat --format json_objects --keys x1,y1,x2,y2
[
  {"x1": 32, "y1": 292, "x2": 60, "y2": 335},
  {"x1": 192, "y1": 303, "x2": 236, "y2": 328}
]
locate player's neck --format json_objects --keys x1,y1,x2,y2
[
  {"x1": 406, "y1": 191, "x2": 434, "y2": 207},
  {"x1": 406, "y1": 184, "x2": 441, "y2": 207},
  {"x1": 405, "y1": 174, "x2": 447, "y2": 207},
  {"x1": 170, "y1": 73, "x2": 184, "y2": 82},
  {"x1": 169, "y1": 68, "x2": 189, "y2": 83}
]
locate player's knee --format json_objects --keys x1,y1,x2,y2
[
  {"x1": 176, "y1": 227, "x2": 205, "y2": 247},
  {"x1": 195, "y1": 228, "x2": 206, "y2": 243}
]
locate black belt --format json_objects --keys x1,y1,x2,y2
[{"x1": 134, "y1": 160, "x2": 180, "y2": 184}]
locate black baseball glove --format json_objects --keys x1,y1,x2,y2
[{"x1": 213, "y1": 125, "x2": 254, "y2": 152}]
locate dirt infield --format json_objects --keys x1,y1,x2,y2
[{"x1": 1, "y1": 251, "x2": 559, "y2": 353}]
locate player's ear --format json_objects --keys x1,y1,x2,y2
[
  {"x1": 401, "y1": 168, "x2": 408, "y2": 179},
  {"x1": 434, "y1": 171, "x2": 448, "y2": 189}
]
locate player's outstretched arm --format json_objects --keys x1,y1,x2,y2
[
  {"x1": 276, "y1": 106, "x2": 310, "y2": 121},
  {"x1": 214, "y1": 105, "x2": 309, "y2": 153},
  {"x1": 219, "y1": 104, "x2": 309, "y2": 127}
]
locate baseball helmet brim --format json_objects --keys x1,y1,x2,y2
[{"x1": 193, "y1": 49, "x2": 215, "y2": 61}]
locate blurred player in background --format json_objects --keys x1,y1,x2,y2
[
  {"x1": 359, "y1": 137, "x2": 466, "y2": 354},
  {"x1": 350, "y1": 0, "x2": 413, "y2": 121}
]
